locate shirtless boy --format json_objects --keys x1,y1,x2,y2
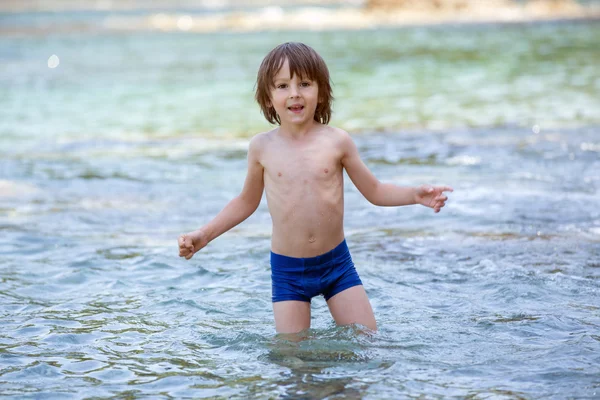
[{"x1": 178, "y1": 42, "x2": 453, "y2": 334}]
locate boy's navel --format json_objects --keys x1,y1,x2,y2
[
  {"x1": 278, "y1": 172, "x2": 282, "y2": 177},
  {"x1": 324, "y1": 168, "x2": 329, "y2": 173}
]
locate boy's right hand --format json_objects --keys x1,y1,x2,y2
[{"x1": 178, "y1": 230, "x2": 208, "y2": 260}]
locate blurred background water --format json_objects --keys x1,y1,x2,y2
[{"x1": 1, "y1": 1, "x2": 600, "y2": 398}]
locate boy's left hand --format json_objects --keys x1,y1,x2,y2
[{"x1": 415, "y1": 185, "x2": 454, "y2": 213}]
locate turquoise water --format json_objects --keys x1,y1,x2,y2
[{"x1": 1, "y1": 10, "x2": 600, "y2": 399}]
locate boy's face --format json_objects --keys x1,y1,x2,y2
[{"x1": 269, "y1": 58, "x2": 319, "y2": 127}]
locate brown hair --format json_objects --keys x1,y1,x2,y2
[{"x1": 255, "y1": 42, "x2": 333, "y2": 125}]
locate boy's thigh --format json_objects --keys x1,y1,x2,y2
[
  {"x1": 272, "y1": 301, "x2": 311, "y2": 334},
  {"x1": 326, "y1": 285, "x2": 377, "y2": 331}
]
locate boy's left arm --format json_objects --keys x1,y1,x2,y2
[{"x1": 340, "y1": 131, "x2": 453, "y2": 213}]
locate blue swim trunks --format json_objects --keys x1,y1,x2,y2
[{"x1": 271, "y1": 239, "x2": 363, "y2": 303}]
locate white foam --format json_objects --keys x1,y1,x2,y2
[{"x1": 446, "y1": 155, "x2": 481, "y2": 166}]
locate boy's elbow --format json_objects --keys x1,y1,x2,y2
[
  {"x1": 364, "y1": 182, "x2": 384, "y2": 206},
  {"x1": 369, "y1": 197, "x2": 386, "y2": 207},
  {"x1": 248, "y1": 197, "x2": 261, "y2": 214},
  {"x1": 237, "y1": 193, "x2": 261, "y2": 216},
  {"x1": 366, "y1": 194, "x2": 381, "y2": 206}
]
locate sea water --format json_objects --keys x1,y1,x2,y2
[{"x1": 1, "y1": 8, "x2": 599, "y2": 399}]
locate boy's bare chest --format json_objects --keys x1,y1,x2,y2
[{"x1": 263, "y1": 145, "x2": 341, "y2": 183}]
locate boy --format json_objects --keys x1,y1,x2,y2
[{"x1": 178, "y1": 42, "x2": 452, "y2": 334}]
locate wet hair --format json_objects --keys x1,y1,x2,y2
[{"x1": 255, "y1": 42, "x2": 333, "y2": 125}]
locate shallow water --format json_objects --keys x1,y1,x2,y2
[{"x1": 1, "y1": 9, "x2": 600, "y2": 399}]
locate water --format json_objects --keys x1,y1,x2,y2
[{"x1": 1, "y1": 9, "x2": 600, "y2": 399}]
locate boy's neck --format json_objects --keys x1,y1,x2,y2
[{"x1": 278, "y1": 119, "x2": 318, "y2": 139}]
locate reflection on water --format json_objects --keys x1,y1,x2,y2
[{"x1": 265, "y1": 327, "x2": 381, "y2": 399}]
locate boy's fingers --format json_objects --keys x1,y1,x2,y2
[
  {"x1": 179, "y1": 235, "x2": 195, "y2": 250},
  {"x1": 432, "y1": 201, "x2": 445, "y2": 210},
  {"x1": 419, "y1": 185, "x2": 432, "y2": 195}
]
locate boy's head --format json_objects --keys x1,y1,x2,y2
[{"x1": 255, "y1": 42, "x2": 333, "y2": 125}]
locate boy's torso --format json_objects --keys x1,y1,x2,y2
[{"x1": 259, "y1": 125, "x2": 346, "y2": 257}]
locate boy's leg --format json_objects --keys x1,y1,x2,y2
[
  {"x1": 273, "y1": 301, "x2": 311, "y2": 333},
  {"x1": 326, "y1": 285, "x2": 377, "y2": 331}
]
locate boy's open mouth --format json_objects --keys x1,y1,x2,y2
[{"x1": 288, "y1": 105, "x2": 304, "y2": 112}]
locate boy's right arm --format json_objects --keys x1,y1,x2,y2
[{"x1": 179, "y1": 135, "x2": 265, "y2": 260}]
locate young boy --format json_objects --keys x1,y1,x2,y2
[{"x1": 178, "y1": 42, "x2": 452, "y2": 334}]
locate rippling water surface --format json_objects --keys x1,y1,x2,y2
[{"x1": 1, "y1": 9, "x2": 600, "y2": 399}]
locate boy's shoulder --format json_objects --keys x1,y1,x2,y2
[
  {"x1": 248, "y1": 129, "x2": 276, "y2": 152},
  {"x1": 308, "y1": 123, "x2": 351, "y2": 142},
  {"x1": 320, "y1": 125, "x2": 354, "y2": 149},
  {"x1": 326, "y1": 125, "x2": 351, "y2": 139}
]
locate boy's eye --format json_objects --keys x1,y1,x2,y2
[
  {"x1": 300, "y1": 82, "x2": 311, "y2": 87},
  {"x1": 277, "y1": 84, "x2": 287, "y2": 89}
]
